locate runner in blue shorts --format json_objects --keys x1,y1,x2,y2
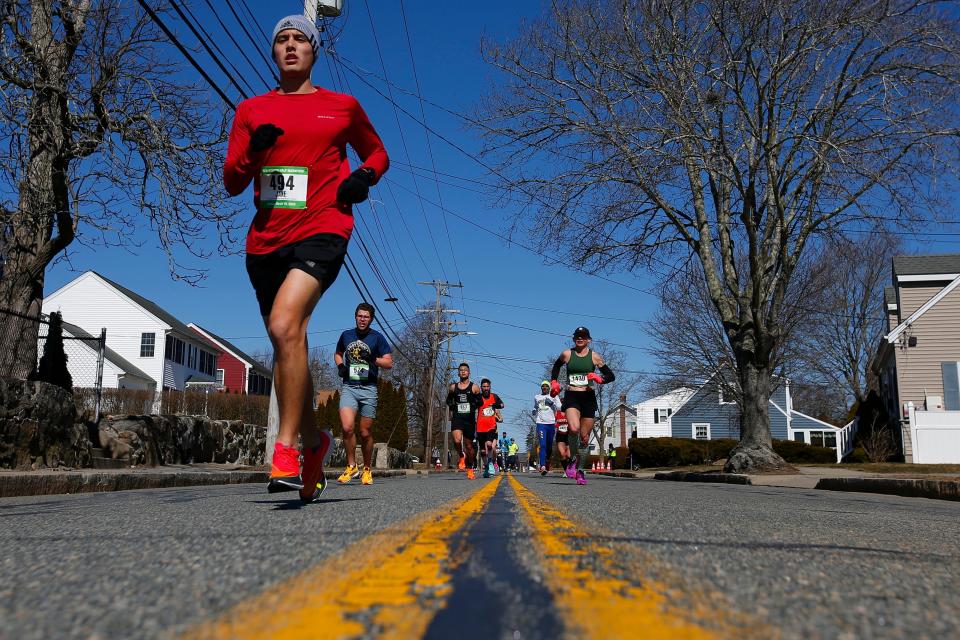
[{"x1": 335, "y1": 302, "x2": 392, "y2": 485}]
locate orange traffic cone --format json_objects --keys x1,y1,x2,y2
[{"x1": 606, "y1": 459, "x2": 612, "y2": 471}]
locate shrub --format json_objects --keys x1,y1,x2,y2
[
  {"x1": 844, "y1": 446, "x2": 869, "y2": 463},
  {"x1": 771, "y1": 439, "x2": 837, "y2": 463},
  {"x1": 30, "y1": 311, "x2": 72, "y2": 391},
  {"x1": 627, "y1": 438, "x2": 738, "y2": 468}
]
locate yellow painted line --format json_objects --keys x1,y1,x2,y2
[
  {"x1": 508, "y1": 474, "x2": 761, "y2": 639},
  {"x1": 183, "y1": 476, "x2": 502, "y2": 640}
]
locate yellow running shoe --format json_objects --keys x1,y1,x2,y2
[
  {"x1": 338, "y1": 464, "x2": 360, "y2": 484},
  {"x1": 361, "y1": 467, "x2": 373, "y2": 485}
]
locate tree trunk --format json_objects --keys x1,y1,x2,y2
[
  {"x1": 724, "y1": 359, "x2": 792, "y2": 473},
  {"x1": 0, "y1": 265, "x2": 45, "y2": 380}
]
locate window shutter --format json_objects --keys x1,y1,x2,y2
[{"x1": 942, "y1": 362, "x2": 960, "y2": 411}]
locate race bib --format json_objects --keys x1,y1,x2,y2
[
  {"x1": 557, "y1": 423, "x2": 569, "y2": 433},
  {"x1": 482, "y1": 407, "x2": 495, "y2": 417},
  {"x1": 457, "y1": 402, "x2": 471, "y2": 413},
  {"x1": 260, "y1": 166, "x2": 308, "y2": 209},
  {"x1": 569, "y1": 373, "x2": 588, "y2": 387},
  {"x1": 349, "y1": 363, "x2": 369, "y2": 381}
]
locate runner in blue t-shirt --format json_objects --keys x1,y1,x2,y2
[{"x1": 334, "y1": 302, "x2": 393, "y2": 486}]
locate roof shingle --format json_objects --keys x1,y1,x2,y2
[{"x1": 892, "y1": 254, "x2": 960, "y2": 277}]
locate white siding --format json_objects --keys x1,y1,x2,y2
[
  {"x1": 43, "y1": 271, "x2": 217, "y2": 392},
  {"x1": 43, "y1": 272, "x2": 167, "y2": 386},
  {"x1": 634, "y1": 388, "x2": 695, "y2": 438}
]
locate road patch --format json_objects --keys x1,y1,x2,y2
[
  {"x1": 182, "y1": 476, "x2": 501, "y2": 639},
  {"x1": 509, "y1": 474, "x2": 762, "y2": 639}
]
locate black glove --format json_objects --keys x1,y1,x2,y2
[
  {"x1": 337, "y1": 362, "x2": 347, "y2": 378},
  {"x1": 249, "y1": 124, "x2": 284, "y2": 152},
  {"x1": 337, "y1": 168, "x2": 374, "y2": 204}
]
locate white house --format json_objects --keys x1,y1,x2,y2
[
  {"x1": 58, "y1": 320, "x2": 155, "y2": 391},
  {"x1": 42, "y1": 271, "x2": 222, "y2": 410},
  {"x1": 633, "y1": 387, "x2": 695, "y2": 438}
]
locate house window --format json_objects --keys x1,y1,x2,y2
[
  {"x1": 215, "y1": 369, "x2": 225, "y2": 388},
  {"x1": 793, "y1": 432, "x2": 805, "y2": 443},
  {"x1": 809, "y1": 431, "x2": 837, "y2": 448},
  {"x1": 693, "y1": 423, "x2": 710, "y2": 440},
  {"x1": 140, "y1": 332, "x2": 155, "y2": 358},
  {"x1": 606, "y1": 426, "x2": 614, "y2": 437},
  {"x1": 654, "y1": 408, "x2": 672, "y2": 423},
  {"x1": 202, "y1": 351, "x2": 216, "y2": 376},
  {"x1": 165, "y1": 335, "x2": 172, "y2": 359},
  {"x1": 941, "y1": 362, "x2": 960, "y2": 410}
]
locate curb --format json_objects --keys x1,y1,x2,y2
[
  {"x1": 654, "y1": 471, "x2": 752, "y2": 485},
  {"x1": 0, "y1": 468, "x2": 409, "y2": 498},
  {"x1": 815, "y1": 477, "x2": 960, "y2": 502},
  {"x1": 593, "y1": 470, "x2": 644, "y2": 479}
]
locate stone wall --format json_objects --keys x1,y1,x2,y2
[
  {"x1": 98, "y1": 416, "x2": 413, "y2": 469},
  {"x1": 98, "y1": 415, "x2": 266, "y2": 467},
  {"x1": 0, "y1": 378, "x2": 91, "y2": 469}
]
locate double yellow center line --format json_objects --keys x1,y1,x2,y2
[{"x1": 184, "y1": 476, "x2": 752, "y2": 639}]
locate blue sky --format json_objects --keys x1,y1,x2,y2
[{"x1": 44, "y1": 1, "x2": 960, "y2": 444}]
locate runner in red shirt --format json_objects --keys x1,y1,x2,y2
[
  {"x1": 223, "y1": 15, "x2": 389, "y2": 499},
  {"x1": 476, "y1": 378, "x2": 504, "y2": 478}
]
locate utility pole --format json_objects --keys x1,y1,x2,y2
[
  {"x1": 441, "y1": 319, "x2": 469, "y2": 468},
  {"x1": 417, "y1": 280, "x2": 465, "y2": 464}
]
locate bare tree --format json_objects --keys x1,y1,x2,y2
[
  {"x1": 389, "y1": 311, "x2": 442, "y2": 457},
  {"x1": 308, "y1": 345, "x2": 338, "y2": 392},
  {"x1": 0, "y1": 0, "x2": 244, "y2": 378},
  {"x1": 478, "y1": 0, "x2": 960, "y2": 471},
  {"x1": 590, "y1": 340, "x2": 642, "y2": 452},
  {"x1": 796, "y1": 231, "x2": 901, "y2": 410}
]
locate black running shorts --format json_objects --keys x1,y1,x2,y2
[
  {"x1": 555, "y1": 427, "x2": 569, "y2": 444},
  {"x1": 246, "y1": 233, "x2": 348, "y2": 317},
  {"x1": 561, "y1": 389, "x2": 598, "y2": 420},
  {"x1": 476, "y1": 431, "x2": 497, "y2": 447},
  {"x1": 451, "y1": 418, "x2": 476, "y2": 440}
]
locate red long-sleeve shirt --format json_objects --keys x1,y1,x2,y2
[{"x1": 224, "y1": 88, "x2": 389, "y2": 255}]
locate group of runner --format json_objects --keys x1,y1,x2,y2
[
  {"x1": 223, "y1": 14, "x2": 615, "y2": 499},
  {"x1": 445, "y1": 364, "x2": 506, "y2": 479},
  {"x1": 534, "y1": 326, "x2": 616, "y2": 485}
]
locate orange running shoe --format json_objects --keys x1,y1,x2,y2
[
  {"x1": 299, "y1": 430, "x2": 333, "y2": 503},
  {"x1": 268, "y1": 442, "x2": 302, "y2": 493},
  {"x1": 458, "y1": 455, "x2": 466, "y2": 471},
  {"x1": 466, "y1": 468, "x2": 475, "y2": 480}
]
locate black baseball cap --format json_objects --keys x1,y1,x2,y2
[{"x1": 573, "y1": 326, "x2": 591, "y2": 339}]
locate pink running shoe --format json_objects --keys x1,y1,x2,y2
[
  {"x1": 576, "y1": 470, "x2": 587, "y2": 485},
  {"x1": 564, "y1": 461, "x2": 576, "y2": 479}
]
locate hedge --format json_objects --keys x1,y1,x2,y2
[{"x1": 626, "y1": 437, "x2": 837, "y2": 468}]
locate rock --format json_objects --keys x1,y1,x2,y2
[
  {"x1": 97, "y1": 415, "x2": 266, "y2": 468},
  {"x1": 723, "y1": 443, "x2": 796, "y2": 473},
  {"x1": 0, "y1": 378, "x2": 91, "y2": 469}
]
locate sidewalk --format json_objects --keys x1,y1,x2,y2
[
  {"x1": 652, "y1": 465, "x2": 960, "y2": 502},
  {"x1": 0, "y1": 464, "x2": 409, "y2": 498}
]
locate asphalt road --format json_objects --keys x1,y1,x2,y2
[{"x1": 1, "y1": 472, "x2": 957, "y2": 639}]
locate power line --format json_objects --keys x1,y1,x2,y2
[
  {"x1": 135, "y1": 0, "x2": 235, "y2": 109},
  {"x1": 167, "y1": 0, "x2": 250, "y2": 101}
]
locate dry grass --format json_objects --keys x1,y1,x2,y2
[{"x1": 804, "y1": 462, "x2": 960, "y2": 475}]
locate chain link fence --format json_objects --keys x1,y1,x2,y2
[{"x1": 0, "y1": 307, "x2": 106, "y2": 421}]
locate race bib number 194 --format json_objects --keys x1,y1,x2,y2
[{"x1": 260, "y1": 166, "x2": 308, "y2": 209}]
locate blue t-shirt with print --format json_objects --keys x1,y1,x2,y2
[{"x1": 336, "y1": 328, "x2": 391, "y2": 386}]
